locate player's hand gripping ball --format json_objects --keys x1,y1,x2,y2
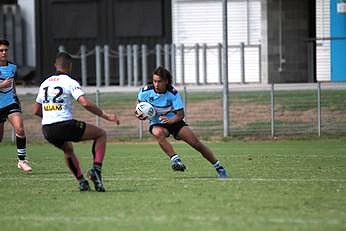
[{"x1": 136, "y1": 102, "x2": 156, "y2": 119}]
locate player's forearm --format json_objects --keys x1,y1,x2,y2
[
  {"x1": 78, "y1": 96, "x2": 104, "y2": 118},
  {"x1": 167, "y1": 110, "x2": 184, "y2": 124},
  {"x1": 84, "y1": 103, "x2": 104, "y2": 118},
  {"x1": 33, "y1": 103, "x2": 43, "y2": 117}
]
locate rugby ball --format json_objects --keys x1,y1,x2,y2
[{"x1": 136, "y1": 102, "x2": 156, "y2": 119}]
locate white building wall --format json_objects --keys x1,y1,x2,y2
[
  {"x1": 316, "y1": 0, "x2": 331, "y2": 81},
  {"x1": 172, "y1": 0, "x2": 261, "y2": 84}
]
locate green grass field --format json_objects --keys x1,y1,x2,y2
[{"x1": 0, "y1": 138, "x2": 346, "y2": 231}]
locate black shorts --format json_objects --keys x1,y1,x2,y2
[
  {"x1": 0, "y1": 103, "x2": 22, "y2": 123},
  {"x1": 42, "y1": 119, "x2": 86, "y2": 148},
  {"x1": 149, "y1": 120, "x2": 187, "y2": 140}
]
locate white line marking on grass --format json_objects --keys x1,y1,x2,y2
[
  {"x1": 0, "y1": 216, "x2": 119, "y2": 222},
  {"x1": 0, "y1": 177, "x2": 345, "y2": 182},
  {"x1": 0, "y1": 216, "x2": 341, "y2": 226},
  {"x1": 269, "y1": 218, "x2": 340, "y2": 225},
  {"x1": 231, "y1": 178, "x2": 346, "y2": 182}
]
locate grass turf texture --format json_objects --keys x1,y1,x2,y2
[{"x1": 0, "y1": 138, "x2": 345, "y2": 231}]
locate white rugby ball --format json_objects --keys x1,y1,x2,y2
[{"x1": 136, "y1": 102, "x2": 156, "y2": 119}]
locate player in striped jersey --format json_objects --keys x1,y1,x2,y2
[
  {"x1": 0, "y1": 39, "x2": 32, "y2": 172},
  {"x1": 136, "y1": 66, "x2": 228, "y2": 178}
]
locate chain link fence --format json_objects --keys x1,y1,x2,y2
[{"x1": 2, "y1": 82, "x2": 346, "y2": 142}]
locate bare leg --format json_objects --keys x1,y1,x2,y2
[
  {"x1": 80, "y1": 123, "x2": 107, "y2": 167},
  {"x1": 151, "y1": 126, "x2": 176, "y2": 158},
  {"x1": 177, "y1": 126, "x2": 218, "y2": 164},
  {"x1": 79, "y1": 123, "x2": 107, "y2": 192},
  {"x1": 61, "y1": 142, "x2": 83, "y2": 181},
  {"x1": 8, "y1": 113, "x2": 28, "y2": 162},
  {"x1": 7, "y1": 112, "x2": 25, "y2": 137}
]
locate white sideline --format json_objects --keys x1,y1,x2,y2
[
  {"x1": 0, "y1": 215, "x2": 341, "y2": 225},
  {"x1": 0, "y1": 177, "x2": 345, "y2": 182}
]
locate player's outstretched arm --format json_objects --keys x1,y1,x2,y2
[{"x1": 78, "y1": 95, "x2": 120, "y2": 125}]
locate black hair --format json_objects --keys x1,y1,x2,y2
[
  {"x1": 152, "y1": 66, "x2": 173, "y2": 86},
  {"x1": 0, "y1": 39, "x2": 10, "y2": 46},
  {"x1": 55, "y1": 52, "x2": 72, "y2": 69}
]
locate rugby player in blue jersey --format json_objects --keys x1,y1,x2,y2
[
  {"x1": 136, "y1": 66, "x2": 228, "y2": 178},
  {"x1": 0, "y1": 39, "x2": 32, "y2": 172}
]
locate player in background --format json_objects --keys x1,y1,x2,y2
[
  {"x1": 0, "y1": 39, "x2": 32, "y2": 172},
  {"x1": 135, "y1": 66, "x2": 228, "y2": 178},
  {"x1": 34, "y1": 52, "x2": 120, "y2": 192}
]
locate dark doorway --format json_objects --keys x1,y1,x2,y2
[{"x1": 36, "y1": 0, "x2": 171, "y2": 85}]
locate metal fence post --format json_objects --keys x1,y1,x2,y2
[
  {"x1": 142, "y1": 44, "x2": 148, "y2": 85},
  {"x1": 195, "y1": 43, "x2": 200, "y2": 85},
  {"x1": 240, "y1": 42, "x2": 245, "y2": 83},
  {"x1": 80, "y1": 45, "x2": 87, "y2": 86},
  {"x1": 171, "y1": 44, "x2": 176, "y2": 84},
  {"x1": 95, "y1": 45, "x2": 101, "y2": 88},
  {"x1": 127, "y1": 45, "x2": 133, "y2": 86},
  {"x1": 271, "y1": 81, "x2": 275, "y2": 137},
  {"x1": 96, "y1": 89, "x2": 100, "y2": 127},
  {"x1": 164, "y1": 44, "x2": 170, "y2": 69},
  {"x1": 139, "y1": 120, "x2": 143, "y2": 140},
  {"x1": 317, "y1": 82, "x2": 321, "y2": 136},
  {"x1": 104, "y1": 45, "x2": 110, "y2": 86},
  {"x1": 183, "y1": 85, "x2": 188, "y2": 122},
  {"x1": 156, "y1": 44, "x2": 161, "y2": 67},
  {"x1": 218, "y1": 43, "x2": 222, "y2": 84},
  {"x1": 258, "y1": 44, "x2": 262, "y2": 83},
  {"x1": 133, "y1": 44, "x2": 139, "y2": 86},
  {"x1": 180, "y1": 44, "x2": 185, "y2": 85},
  {"x1": 119, "y1": 45, "x2": 125, "y2": 86},
  {"x1": 222, "y1": 0, "x2": 230, "y2": 137},
  {"x1": 202, "y1": 43, "x2": 207, "y2": 84}
]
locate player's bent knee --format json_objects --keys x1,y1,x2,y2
[
  {"x1": 15, "y1": 129, "x2": 25, "y2": 137},
  {"x1": 99, "y1": 128, "x2": 107, "y2": 138},
  {"x1": 152, "y1": 130, "x2": 167, "y2": 139}
]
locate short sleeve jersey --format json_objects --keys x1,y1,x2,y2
[
  {"x1": 35, "y1": 73, "x2": 84, "y2": 125},
  {"x1": 0, "y1": 62, "x2": 17, "y2": 108},
  {"x1": 137, "y1": 85, "x2": 184, "y2": 125}
]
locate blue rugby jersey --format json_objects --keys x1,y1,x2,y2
[
  {"x1": 137, "y1": 85, "x2": 184, "y2": 125},
  {"x1": 0, "y1": 62, "x2": 17, "y2": 108}
]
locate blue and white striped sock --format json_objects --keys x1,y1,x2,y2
[
  {"x1": 170, "y1": 154, "x2": 180, "y2": 162},
  {"x1": 213, "y1": 160, "x2": 221, "y2": 169}
]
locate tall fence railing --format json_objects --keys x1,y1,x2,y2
[
  {"x1": 58, "y1": 43, "x2": 261, "y2": 86},
  {"x1": 3, "y1": 82, "x2": 346, "y2": 143}
]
